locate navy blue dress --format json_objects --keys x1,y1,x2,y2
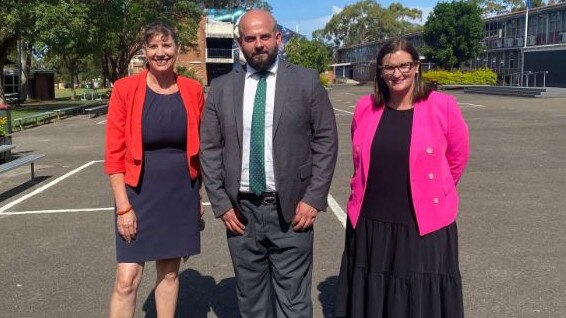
[{"x1": 115, "y1": 88, "x2": 200, "y2": 263}]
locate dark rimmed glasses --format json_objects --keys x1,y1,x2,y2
[{"x1": 379, "y1": 61, "x2": 417, "y2": 75}]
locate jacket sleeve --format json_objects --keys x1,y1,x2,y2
[
  {"x1": 105, "y1": 83, "x2": 127, "y2": 175},
  {"x1": 199, "y1": 82, "x2": 234, "y2": 217},
  {"x1": 445, "y1": 95, "x2": 470, "y2": 185},
  {"x1": 300, "y1": 70, "x2": 339, "y2": 211}
]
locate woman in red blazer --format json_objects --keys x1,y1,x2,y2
[
  {"x1": 105, "y1": 22, "x2": 204, "y2": 317},
  {"x1": 335, "y1": 38, "x2": 470, "y2": 317}
]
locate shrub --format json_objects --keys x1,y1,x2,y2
[
  {"x1": 422, "y1": 68, "x2": 497, "y2": 85},
  {"x1": 176, "y1": 66, "x2": 203, "y2": 85},
  {"x1": 319, "y1": 73, "x2": 330, "y2": 87},
  {"x1": 0, "y1": 117, "x2": 7, "y2": 137}
]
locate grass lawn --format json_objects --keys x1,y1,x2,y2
[{"x1": 0, "y1": 88, "x2": 110, "y2": 133}]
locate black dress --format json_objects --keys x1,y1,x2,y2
[
  {"x1": 335, "y1": 106, "x2": 463, "y2": 318},
  {"x1": 115, "y1": 88, "x2": 201, "y2": 263}
]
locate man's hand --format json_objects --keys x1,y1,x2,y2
[
  {"x1": 220, "y1": 208, "x2": 245, "y2": 235},
  {"x1": 292, "y1": 201, "x2": 318, "y2": 231}
]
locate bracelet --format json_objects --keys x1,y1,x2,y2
[{"x1": 116, "y1": 205, "x2": 133, "y2": 215}]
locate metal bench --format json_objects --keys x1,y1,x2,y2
[
  {"x1": 53, "y1": 105, "x2": 88, "y2": 120},
  {"x1": 0, "y1": 144, "x2": 16, "y2": 162},
  {"x1": 13, "y1": 111, "x2": 56, "y2": 130},
  {"x1": 0, "y1": 153, "x2": 45, "y2": 180},
  {"x1": 84, "y1": 104, "x2": 108, "y2": 118}
]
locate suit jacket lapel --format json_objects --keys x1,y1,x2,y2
[
  {"x1": 233, "y1": 67, "x2": 246, "y2": 148},
  {"x1": 273, "y1": 62, "x2": 289, "y2": 138}
]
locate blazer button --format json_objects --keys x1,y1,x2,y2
[
  {"x1": 426, "y1": 147, "x2": 433, "y2": 154},
  {"x1": 432, "y1": 197, "x2": 439, "y2": 204},
  {"x1": 428, "y1": 173, "x2": 435, "y2": 180}
]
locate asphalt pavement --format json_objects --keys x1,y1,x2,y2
[{"x1": 0, "y1": 85, "x2": 565, "y2": 317}]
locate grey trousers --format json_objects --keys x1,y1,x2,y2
[{"x1": 227, "y1": 194, "x2": 314, "y2": 318}]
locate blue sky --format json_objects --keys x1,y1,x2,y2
[{"x1": 271, "y1": 0, "x2": 437, "y2": 38}]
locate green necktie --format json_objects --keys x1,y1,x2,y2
[{"x1": 249, "y1": 71, "x2": 268, "y2": 196}]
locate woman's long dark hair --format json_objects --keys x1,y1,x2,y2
[{"x1": 373, "y1": 38, "x2": 430, "y2": 107}]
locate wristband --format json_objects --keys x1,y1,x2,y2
[{"x1": 116, "y1": 205, "x2": 133, "y2": 215}]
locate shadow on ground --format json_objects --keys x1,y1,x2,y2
[
  {"x1": 0, "y1": 175, "x2": 50, "y2": 203},
  {"x1": 318, "y1": 275, "x2": 338, "y2": 317},
  {"x1": 142, "y1": 269, "x2": 240, "y2": 318}
]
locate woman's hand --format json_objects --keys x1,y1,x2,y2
[{"x1": 117, "y1": 209, "x2": 137, "y2": 243}]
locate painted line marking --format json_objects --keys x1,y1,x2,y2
[
  {"x1": 2, "y1": 208, "x2": 114, "y2": 215},
  {"x1": 334, "y1": 108, "x2": 354, "y2": 115},
  {"x1": 2, "y1": 202, "x2": 213, "y2": 216},
  {"x1": 97, "y1": 120, "x2": 107, "y2": 125},
  {"x1": 0, "y1": 160, "x2": 103, "y2": 213},
  {"x1": 460, "y1": 102, "x2": 486, "y2": 108},
  {"x1": 328, "y1": 194, "x2": 346, "y2": 228}
]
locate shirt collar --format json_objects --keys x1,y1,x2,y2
[{"x1": 246, "y1": 58, "x2": 279, "y2": 79}]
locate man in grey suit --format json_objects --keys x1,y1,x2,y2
[{"x1": 200, "y1": 9, "x2": 338, "y2": 317}]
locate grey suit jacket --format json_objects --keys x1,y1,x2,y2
[{"x1": 200, "y1": 61, "x2": 338, "y2": 223}]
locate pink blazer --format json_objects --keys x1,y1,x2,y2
[{"x1": 347, "y1": 91, "x2": 469, "y2": 236}]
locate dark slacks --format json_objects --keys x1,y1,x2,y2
[{"x1": 227, "y1": 193, "x2": 314, "y2": 318}]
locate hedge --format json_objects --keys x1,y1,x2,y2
[{"x1": 422, "y1": 68, "x2": 497, "y2": 85}]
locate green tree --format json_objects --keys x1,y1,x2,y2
[
  {"x1": 89, "y1": 0, "x2": 202, "y2": 83},
  {"x1": 284, "y1": 36, "x2": 330, "y2": 74},
  {"x1": 312, "y1": 0, "x2": 422, "y2": 49},
  {"x1": 33, "y1": 1, "x2": 96, "y2": 99},
  {"x1": 0, "y1": 0, "x2": 45, "y2": 103},
  {"x1": 473, "y1": 0, "x2": 545, "y2": 16},
  {"x1": 199, "y1": 0, "x2": 272, "y2": 11},
  {"x1": 423, "y1": 1, "x2": 485, "y2": 69}
]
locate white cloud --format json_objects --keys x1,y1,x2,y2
[
  {"x1": 412, "y1": 6, "x2": 433, "y2": 24},
  {"x1": 332, "y1": 5, "x2": 343, "y2": 14},
  {"x1": 280, "y1": 6, "x2": 343, "y2": 39}
]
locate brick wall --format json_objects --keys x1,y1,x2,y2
[{"x1": 177, "y1": 17, "x2": 207, "y2": 84}]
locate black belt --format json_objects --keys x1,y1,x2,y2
[{"x1": 238, "y1": 192, "x2": 278, "y2": 205}]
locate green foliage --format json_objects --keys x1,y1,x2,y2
[
  {"x1": 313, "y1": 0, "x2": 423, "y2": 48},
  {"x1": 198, "y1": 0, "x2": 272, "y2": 11},
  {"x1": 423, "y1": 1, "x2": 485, "y2": 69},
  {"x1": 284, "y1": 36, "x2": 330, "y2": 74},
  {"x1": 473, "y1": 0, "x2": 545, "y2": 16},
  {"x1": 0, "y1": 0, "x2": 44, "y2": 103},
  {"x1": 422, "y1": 68, "x2": 497, "y2": 85},
  {"x1": 33, "y1": 1, "x2": 96, "y2": 99},
  {"x1": 319, "y1": 74, "x2": 330, "y2": 87},
  {"x1": 88, "y1": 0, "x2": 203, "y2": 83},
  {"x1": 0, "y1": 117, "x2": 7, "y2": 137},
  {"x1": 176, "y1": 66, "x2": 203, "y2": 85}
]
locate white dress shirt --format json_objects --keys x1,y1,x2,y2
[{"x1": 239, "y1": 60, "x2": 278, "y2": 192}]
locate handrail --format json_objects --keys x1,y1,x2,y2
[{"x1": 523, "y1": 71, "x2": 549, "y2": 88}]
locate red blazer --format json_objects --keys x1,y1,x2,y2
[{"x1": 105, "y1": 70, "x2": 204, "y2": 186}]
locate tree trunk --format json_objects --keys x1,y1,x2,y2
[
  {"x1": 0, "y1": 36, "x2": 18, "y2": 104},
  {"x1": 20, "y1": 42, "x2": 31, "y2": 101}
]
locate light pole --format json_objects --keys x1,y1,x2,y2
[{"x1": 520, "y1": 0, "x2": 531, "y2": 86}]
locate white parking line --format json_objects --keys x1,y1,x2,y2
[
  {"x1": 97, "y1": 120, "x2": 107, "y2": 125},
  {"x1": 328, "y1": 194, "x2": 346, "y2": 228},
  {"x1": 2, "y1": 208, "x2": 114, "y2": 215},
  {"x1": 2, "y1": 202, "x2": 213, "y2": 216},
  {"x1": 0, "y1": 160, "x2": 103, "y2": 213},
  {"x1": 460, "y1": 102, "x2": 486, "y2": 108},
  {"x1": 334, "y1": 108, "x2": 354, "y2": 115}
]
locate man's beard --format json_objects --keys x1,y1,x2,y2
[{"x1": 244, "y1": 48, "x2": 278, "y2": 72}]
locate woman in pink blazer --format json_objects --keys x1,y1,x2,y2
[{"x1": 335, "y1": 38, "x2": 469, "y2": 318}]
